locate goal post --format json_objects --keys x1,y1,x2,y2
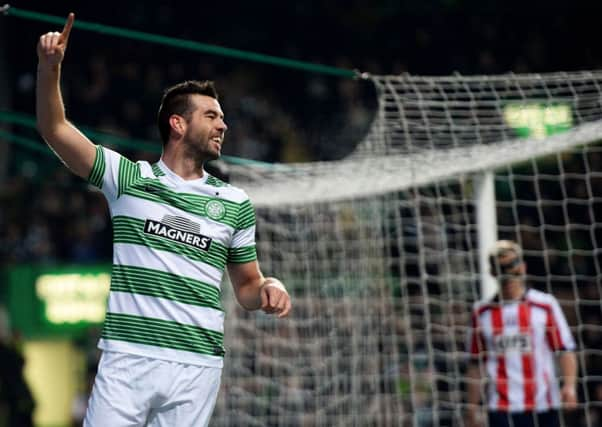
[
  {"x1": 474, "y1": 171, "x2": 498, "y2": 300},
  {"x1": 212, "y1": 71, "x2": 602, "y2": 426}
]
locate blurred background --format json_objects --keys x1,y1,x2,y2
[{"x1": 2, "y1": 1, "x2": 602, "y2": 426}]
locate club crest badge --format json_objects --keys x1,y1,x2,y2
[{"x1": 206, "y1": 200, "x2": 226, "y2": 220}]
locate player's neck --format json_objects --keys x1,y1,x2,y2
[
  {"x1": 500, "y1": 280, "x2": 526, "y2": 301},
  {"x1": 161, "y1": 145, "x2": 205, "y2": 181}
]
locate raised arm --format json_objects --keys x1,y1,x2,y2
[
  {"x1": 227, "y1": 261, "x2": 291, "y2": 318},
  {"x1": 36, "y1": 12, "x2": 96, "y2": 179}
]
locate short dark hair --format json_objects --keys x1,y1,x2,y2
[{"x1": 157, "y1": 80, "x2": 219, "y2": 145}]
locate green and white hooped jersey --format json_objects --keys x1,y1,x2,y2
[{"x1": 88, "y1": 145, "x2": 257, "y2": 368}]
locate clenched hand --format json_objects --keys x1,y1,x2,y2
[{"x1": 260, "y1": 279, "x2": 291, "y2": 318}]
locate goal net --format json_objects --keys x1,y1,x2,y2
[{"x1": 213, "y1": 71, "x2": 602, "y2": 426}]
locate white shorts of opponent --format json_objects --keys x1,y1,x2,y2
[{"x1": 84, "y1": 351, "x2": 222, "y2": 427}]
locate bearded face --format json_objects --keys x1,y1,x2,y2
[{"x1": 181, "y1": 94, "x2": 227, "y2": 163}]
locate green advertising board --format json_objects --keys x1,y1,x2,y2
[
  {"x1": 5, "y1": 265, "x2": 111, "y2": 338},
  {"x1": 503, "y1": 102, "x2": 572, "y2": 139}
]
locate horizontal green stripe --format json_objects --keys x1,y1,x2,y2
[
  {"x1": 111, "y1": 265, "x2": 223, "y2": 311},
  {"x1": 102, "y1": 312, "x2": 224, "y2": 357},
  {"x1": 113, "y1": 216, "x2": 228, "y2": 270},
  {"x1": 228, "y1": 246, "x2": 257, "y2": 263},
  {"x1": 104, "y1": 322, "x2": 220, "y2": 352},
  {"x1": 107, "y1": 312, "x2": 223, "y2": 341}
]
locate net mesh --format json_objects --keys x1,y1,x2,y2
[{"x1": 212, "y1": 71, "x2": 602, "y2": 426}]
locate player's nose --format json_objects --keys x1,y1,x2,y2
[{"x1": 217, "y1": 118, "x2": 228, "y2": 132}]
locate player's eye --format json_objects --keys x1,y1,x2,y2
[{"x1": 499, "y1": 258, "x2": 521, "y2": 270}]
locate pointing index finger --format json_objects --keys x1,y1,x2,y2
[{"x1": 61, "y1": 13, "x2": 75, "y2": 41}]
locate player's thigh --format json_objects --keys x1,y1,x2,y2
[
  {"x1": 84, "y1": 352, "x2": 153, "y2": 427},
  {"x1": 147, "y1": 365, "x2": 222, "y2": 427}
]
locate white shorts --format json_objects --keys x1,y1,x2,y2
[{"x1": 84, "y1": 351, "x2": 222, "y2": 427}]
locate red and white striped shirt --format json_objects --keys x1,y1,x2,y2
[{"x1": 468, "y1": 288, "x2": 575, "y2": 412}]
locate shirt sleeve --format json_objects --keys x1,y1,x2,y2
[
  {"x1": 227, "y1": 198, "x2": 257, "y2": 264},
  {"x1": 87, "y1": 145, "x2": 140, "y2": 202},
  {"x1": 546, "y1": 296, "x2": 576, "y2": 351}
]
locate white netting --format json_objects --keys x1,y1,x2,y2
[{"x1": 212, "y1": 71, "x2": 602, "y2": 426}]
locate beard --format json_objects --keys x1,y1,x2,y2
[{"x1": 183, "y1": 132, "x2": 220, "y2": 166}]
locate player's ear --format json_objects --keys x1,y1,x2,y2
[{"x1": 168, "y1": 115, "x2": 185, "y2": 136}]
